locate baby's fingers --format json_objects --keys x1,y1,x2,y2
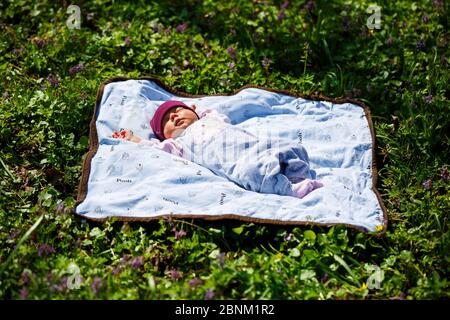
[
  {"x1": 112, "y1": 130, "x2": 127, "y2": 139},
  {"x1": 113, "y1": 129, "x2": 134, "y2": 140}
]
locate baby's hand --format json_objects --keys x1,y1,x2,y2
[{"x1": 112, "y1": 129, "x2": 142, "y2": 143}]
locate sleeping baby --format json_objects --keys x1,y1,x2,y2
[{"x1": 112, "y1": 100, "x2": 323, "y2": 199}]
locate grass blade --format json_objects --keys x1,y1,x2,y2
[
  {"x1": 333, "y1": 254, "x2": 361, "y2": 287},
  {"x1": 0, "y1": 215, "x2": 44, "y2": 274}
]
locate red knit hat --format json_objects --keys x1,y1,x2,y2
[{"x1": 150, "y1": 100, "x2": 198, "y2": 140}]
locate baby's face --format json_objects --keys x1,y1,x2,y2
[{"x1": 162, "y1": 105, "x2": 198, "y2": 139}]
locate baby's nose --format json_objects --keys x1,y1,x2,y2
[{"x1": 169, "y1": 112, "x2": 178, "y2": 122}]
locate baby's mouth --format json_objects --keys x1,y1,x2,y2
[{"x1": 175, "y1": 119, "x2": 184, "y2": 126}]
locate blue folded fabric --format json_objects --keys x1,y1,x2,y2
[{"x1": 76, "y1": 78, "x2": 387, "y2": 234}]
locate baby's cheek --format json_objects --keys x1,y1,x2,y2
[{"x1": 164, "y1": 125, "x2": 174, "y2": 139}]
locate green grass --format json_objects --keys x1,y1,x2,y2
[{"x1": 0, "y1": 0, "x2": 448, "y2": 299}]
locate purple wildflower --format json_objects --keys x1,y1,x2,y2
[
  {"x1": 49, "y1": 284, "x2": 59, "y2": 293},
  {"x1": 124, "y1": 36, "x2": 131, "y2": 46},
  {"x1": 162, "y1": 215, "x2": 174, "y2": 227},
  {"x1": 119, "y1": 254, "x2": 131, "y2": 265},
  {"x1": 189, "y1": 278, "x2": 203, "y2": 287},
  {"x1": 440, "y1": 166, "x2": 449, "y2": 182},
  {"x1": 8, "y1": 229, "x2": 20, "y2": 240},
  {"x1": 227, "y1": 62, "x2": 235, "y2": 70},
  {"x1": 63, "y1": 207, "x2": 72, "y2": 215},
  {"x1": 164, "y1": 27, "x2": 171, "y2": 35},
  {"x1": 402, "y1": 22, "x2": 407, "y2": 28},
  {"x1": 261, "y1": 57, "x2": 273, "y2": 68},
  {"x1": 152, "y1": 24, "x2": 161, "y2": 33},
  {"x1": 174, "y1": 229, "x2": 187, "y2": 239},
  {"x1": 55, "y1": 202, "x2": 64, "y2": 214},
  {"x1": 433, "y1": 0, "x2": 444, "y2": 9},
  {"x1": 47, "y1": 74, "x2": 59, "y2": 88},
  {"x1": 34, "y1": 37, "x2": 52, "y2": 48},
  {"x1": 423, "y1": 95, "x2": 433, "y2": 103},
  {"x1": 168, "y1": 269, "x2": 182, "y2": 281},
  {"x1": 46, "y1": 272, "x2": 54, "y2": 284},
  {"x1": 422, "y1": 15, "x2": 430, "y2": 24},
  {"x1": 176, "y1": 23, "x2": 188, "y2": 33},
  {"x1": 226, "y1": 46, "x2": 236, "y2": 59},
  {"x1": 278, "y1": 11, "x2": 286, "y2": 21},
  {"x1": 2, "y1": 91, "x2": 10, "y2": 100},
  {"x1": 281, "y1": 0, "x2": 289, "y2": 9},
  {"x1": 305, "y1": 0, "x2": 315, "y2": 11},
  {"x1": 69, "y1": 63, "x2": 84, "y2": 76},
  {"x1": 217, "y1": 252, "x2": 225, "y2": 269},
  {"x1": 37, "y1": 243, "x2": 56, "y2": 257},
  {"x1": 206, "y1": 51, "x2": 213, "y2": 58},
  {"x1": 171, "y1": 66, "x2": 180, "y2": 76},
  {"x1": 277, "y1": 268, "x2": 282, "y2": 275},
  {"x1": 111, "y1": 256, "x2": 130, "y2": 275},
  {"x1": 320, "y1": 273, "x2": 329, "y2": 283},
  {"x1": 229, "y1": 28, "x2": 237, "y2": 36},
  {"x1": 386, "y1": 37, "x2": 394, "y2": 46},
  {"x1": 422, "y1": 179, "x2": 432, "y2": 189},
  {"x1": 90, "y1": 276, "x2": 103, "y2": 296},
  {"x1": 12, "y1": 48, "x2": 22, "y2": 57},
  {"x1": 111, "y1": 265, "x2": 121, "y2": 275},
  {"x1": 19, "y1": 288, "x2": 29, "y2": 299},
  {"x1": 129, "y1": 256, "x2": 144, "y2": 269},
  {"x1": 74, "y1": 237, "x2": 82, "y2": 249},
  {"x1": 416, "y1": 40, "x2": 426, "y2": 52},
  {"x1": 205, "y1": 288, "x2": 215, "y2": 300},
  {"x1": 392, "y1": 198, "x2": 401, "y2": 208},
  {"x1": 35, "y1": 38, "x2": 46, "y2": 48},
  {"x1": 58, "y1": 276, "x2": 68, "y2": 292},
  {"x1": 21, "y1": 271, "x2": 30, "y2": 285}
]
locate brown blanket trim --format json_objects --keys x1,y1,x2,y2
[{"x1": 75, "y1": 75, "x2": 388, "y2": 236}]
